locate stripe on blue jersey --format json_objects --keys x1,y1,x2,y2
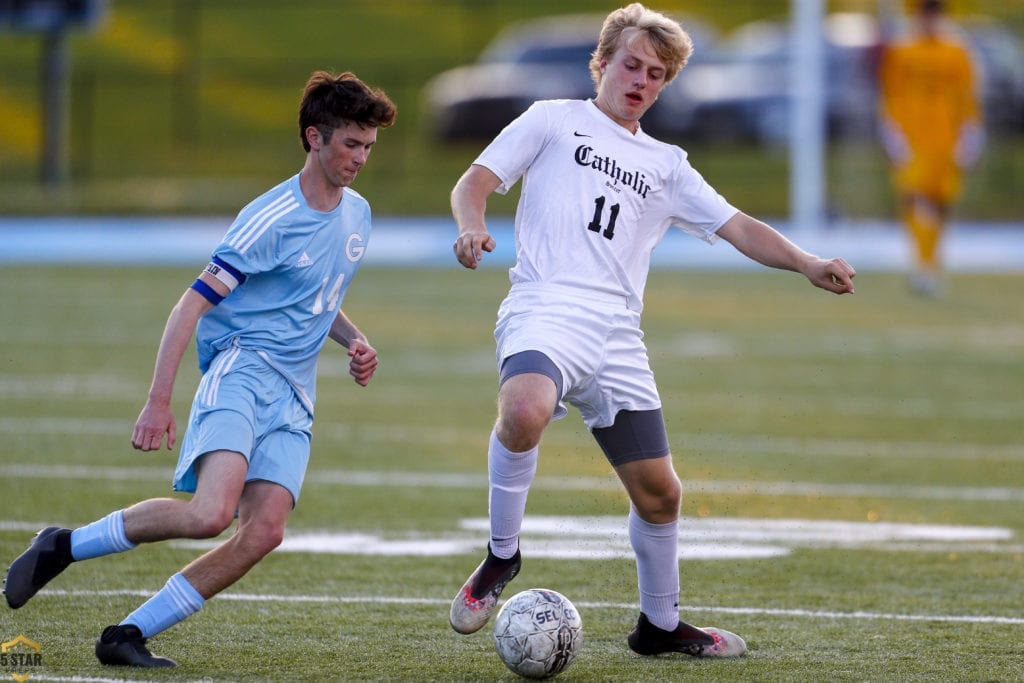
[
  {"x1": 201, "y1": 345, "x2": 241, "y2": 406},
  {"x1": 190, "y1": 279, "x2": 224, "y2": 305},
  {"x1": 229, "y1": 191, "x2": 299, "y2": 254}
]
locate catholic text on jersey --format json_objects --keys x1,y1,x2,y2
[{"x1": 574, "y1": 144, "x2": 652, "y2": 199}]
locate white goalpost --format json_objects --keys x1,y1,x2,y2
[{"x1": 789, "y1": 0, "x2": 827, "y2": 231}]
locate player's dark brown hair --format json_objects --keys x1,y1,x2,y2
[{"x1": 298, "y1": 70, "x2": 397, "y2": 152}]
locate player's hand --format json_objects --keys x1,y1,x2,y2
[
  {"x1": 453, "y1": 230, "x2": 495, "y2": 270},
  {"x1": 807, "y1": 257, "x2": 856, "y2": 295},
  {"x1": 880, "y1": 118, "x2": 910, "y2": 166},
  {"x1": 955, "y1": 122, "x2": 985, "y2": 168},
  {"x1": 348, "y1": 339, "x2": 378, "y2": 387},
  {"x1": 132, "y1": 401, "x2": 177, "y2": 451}
]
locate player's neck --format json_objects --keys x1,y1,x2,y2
[
  {"x1": 298, "y1": 165, "x2": 344, "y2": 213},
  {"x1": 592, "y1": 98, "x2": 640, "y2": 135}
]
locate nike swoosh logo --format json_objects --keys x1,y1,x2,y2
[{"x1": 573, "y1": 131, "x2": 591, "y2": 137}]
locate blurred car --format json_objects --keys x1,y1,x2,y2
[
  {"x1": 957, "y1": 17, "x2": 1024, "y2": 132},
  {"x1": 650, "y1": 12, "x2": 883, "y2": 144},
  {"x1": 653, "y1": 12, "x2": 1024, "y2": 145},
  {"x1": 422, "y1": 13, "x2": 718, "y2": 142}
]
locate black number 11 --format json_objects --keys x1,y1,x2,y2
[{"x1": 587, "y1": 196, "x2": 619, "y2": 240}]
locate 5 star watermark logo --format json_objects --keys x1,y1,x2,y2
[{"x1": 1, "y1": 635, "x2": 43, "y2": 682}]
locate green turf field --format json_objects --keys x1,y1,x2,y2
[{"x1": 1, "y1": 265, "x2": 1022, "y2": 681}]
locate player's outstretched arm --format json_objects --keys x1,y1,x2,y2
[
  {"x1": 133, "y1": 286, "x2": 217, "y2": 451},
  {"x1": 716, "y1": 212, "x2": 856, "y2": 295},
  {"x1": 451, "y1": 164, "x2": 502, "y2": 270}
]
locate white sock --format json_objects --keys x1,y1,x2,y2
[
  {"x1": 629, "y1": 506, "x2": 680, "y2": 631},
  {"x1": 487, "y1": 428, "x2": 537, "y2": 560}
]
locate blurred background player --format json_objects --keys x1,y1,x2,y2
[
  {"x1": 878, "y1": 0, "x2": 983, "y2": 296},
  {"x1": 3, "y1": 70, "x2": 395, "y2": 667},
  {"x1": 448, "y1": 2, "x2": 855, "y2": 661}
]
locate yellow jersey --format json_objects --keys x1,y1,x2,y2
[{"x1": 879, "y1": 31, "x2": 980, "y2": 199}]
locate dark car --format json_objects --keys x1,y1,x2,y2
[
  {"x1": 650, "y1": 12, "x2": 883, "y2": 144},
  {"x1": 958, "y1": 17, "x2": 1024, "y2": 132},
  {"x1": 423, "y1": 13, "x2": 718, "y2": 142},
  {"x1": 652, "y1": 12, "x2": 1024, "y2": 145}
]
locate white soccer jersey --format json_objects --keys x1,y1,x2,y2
[{"x1": 476, "y1": 99, "x2": 738, "y2": 311}]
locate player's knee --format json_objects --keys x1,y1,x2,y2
[
  {"x1": 661, "y1": 484, "x2": 682, "y2": 515},
  {"x1": 184, "y1": 497, "x2": 238, "y2": 538},
  {"x1": 237, "y1": 521, "x2": 285, "y2": 559},
  {"x1": 662, "y1": 471, "x2": 683, "y2": 510},
  {"x1": 259, "y1": 523, "x2": 286, "y2": 552},
  {"x1": 190, "y1": 512, "x2": 235, "y2": 539},
  {"x1": 633, "y1": 476, "x2": 682, "y2": 522},
  {"x1": 496, "y1": 420, "x2": 544, "y2": 453},
  {"x1": 648, "y1": 492, "x2": 681, "y2": 520},
  {"x1": 496, "y1": 402, "x2": 549, "y2": 451}
]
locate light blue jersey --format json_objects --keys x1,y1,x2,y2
[{"x1": 196, "y1": 173, "x2": 371, "y2": 415}]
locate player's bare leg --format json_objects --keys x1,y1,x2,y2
[
  {"x1": 96, "y1": 454, "x2": 292, "y2": 667},
  {"x1": 122, "y1": 451, "x2": 249, "y2": 544},
  {"x1": 617, "y1": 456, "x2": 746, "y2": 658},
  {"x1": 5, "y1": 450, "x2": 247, "y2": 610},
  {"x1": 450, "y1": 372, "x2": 556, "y2": 634},
  {"x1": 180, "y1": 478, "x2": 293, "y2": 598},
  {"x1": 494, "y1": 372, "x2": 558, "y2": 453}
]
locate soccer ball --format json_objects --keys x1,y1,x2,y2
[{"x1": 492, "y1": 588, "x2": 583, "y2": 679}]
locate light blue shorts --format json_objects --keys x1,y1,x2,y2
[{"x1": 174, "y1": 346, "x2": 313, "y2": 506}]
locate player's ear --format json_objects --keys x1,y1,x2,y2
[{"x1": 305, "y1": 126, "x2": 320, "y2": 150}]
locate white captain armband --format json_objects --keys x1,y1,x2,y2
[
  {"x1": 191, "y1": 257, "x2": 246, "y2": 305},
  {"x1": 204, "y1": 256, "x2": 246, "y2": 291}
]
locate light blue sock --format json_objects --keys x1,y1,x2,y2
[
  {"x1": 70, "y1": 509, "x2": 137, "y2": 561},
  {"x1": 122, "y1": 573, "x2": 205, "y2": 639}
]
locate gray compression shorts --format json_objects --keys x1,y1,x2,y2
[{"x1": 499, "y1": 350, "x2": 669, "y2": 466}]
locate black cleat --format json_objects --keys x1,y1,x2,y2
[
  {"x1": 628, "y1": 612, "x2": 746, "y2": 658},
  {"x1": 4, "y1": 526, "x2": 73, "y2": 609},
  {"x1": 95, "y1": 625, "x2": 177, "y2": 668},
  {"x1": 449, "y1": 544, "x2": 521, "y2": 634}
]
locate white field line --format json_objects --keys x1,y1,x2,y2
[
  {"x1": 5, "y1": 371, "x2": 1024, "y2": 421},
  {"x1": 32, "y1": 589, "x2": 1024, "y2": 626},
  {"x1": 1, "y1": 463, "x2": 1022, "y2": 502},
  {"x1": 18, "y1": 678, "x2": 208, "y2": 683},
  {"x1": 671, "y1": 391, "x2": 1024, "y2": 421},
  {"x1": 3, "y1": 416, "x2": 1022, "y2": 462},
  {"x1": 15, "y1": 678, "x2": 211, "y2": 683},
  {"x1": 7, "y1": 518, "x2": 1018, "y2": 559}
]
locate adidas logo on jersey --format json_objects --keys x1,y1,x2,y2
[{"x1": 296, "y1": 252, "x2": 314, "y2": 268}]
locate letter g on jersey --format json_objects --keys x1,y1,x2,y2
[{"x1": 346, "y1": 233, "x2": 366, "y2": 262}]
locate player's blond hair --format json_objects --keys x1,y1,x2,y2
[{"x1": 589, "y1": 3, "x2": 693, "y2": 89}]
